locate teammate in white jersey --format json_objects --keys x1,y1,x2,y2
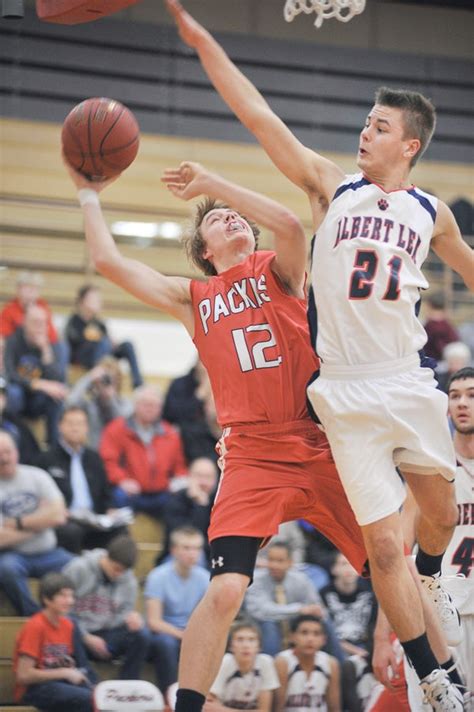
[
  {"x1": 274, "y1": 615, "x2": 339, "y2": 712},
  {"x1": 167, "y1": 3, "x2": 474, "y2": 709},
  {"x1": 445, "y1": 367, "x2": 474, "y2": 697}
]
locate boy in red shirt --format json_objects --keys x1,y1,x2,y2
[{"x1": 14, "y1": 571, "x2": 95, "y2": 712}]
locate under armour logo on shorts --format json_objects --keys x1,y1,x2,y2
[{"x1": 212, "y1": 556, "x2": 224, "y2": 568}]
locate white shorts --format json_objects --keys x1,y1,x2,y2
[{"x1": 307, "y1": 354, "x2": 456, "y2": 526}]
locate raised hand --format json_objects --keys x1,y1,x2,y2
[
  {"x1": 165, "y1": 0, "x2": 207, "y2": 48},
  {"x1": 162, "y1": 161, "x2": 210, "y2": 201},
  {"x1": 62, "y1": 153, "x2": 121, "y2": 194}
]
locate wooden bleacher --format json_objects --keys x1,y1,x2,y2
[{"x1": 0, "y1": 515, "x2": 165, "y2": 709}]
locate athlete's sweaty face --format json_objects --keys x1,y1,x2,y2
[
  {"x1": 201, "y1": 208, "x2": 255, "y2": 264},
  {"x1": 357, "y1": 104, "x2": 418, "y2": 178},
  {"x1": 448, "y1": 376, "x2": 474, "y2": 435}
]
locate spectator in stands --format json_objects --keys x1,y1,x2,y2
[
  {"x1": 207, "y1": 621, "x2": 279, "y2": 711},
  {"x1": 274, "y1": 615, "x2": 340, "y2": 712},
  {"x1": 66, "y1": 356, "x2": 132, "y2": 450},
  {"x1": 100, "y1": 385, "x2": 188, "y2": 517},
  {"x1": 0, "y1": 431, "x2": 72, "y2": 615},
  {"x1": 13, "y1": 571, "x2": 96, "y2": 712},
  {"x1": 320, "y1": 552, "x2": 377, "y2": 659},
  {"x1": 436, "y1": 341, "x2": 472, "y2": 393},
  {"x1": 36, "y1": 405, "x2": 126, "y2": 553},
  {"x1": 459, "y1": 319, "x2": 474, "y2": 362},
  {"x1": 0, "y1": 271, "x2": 69, "y2": 372},
  {"x1": 244, "y1": 541, "x2": 343, "y2": 661},
  {"x1": 162, "y1": 359, "x2": 208, "y2": 426},
  {"x1": 63, "y1": 534, "x2": 149, "y2": 679},
  {"x1": 145, "y1": 526, "x2": 208, "y2": 699},
  {"x1": 298, "y1": 520, "x2": 339, "y2": 574},
  {"x1": 4, "y1": 304, "x2": 68, "y2": 444},
  {"x1": 0, "y1": 373, "x2": 40, "y2": 464},
  {"x1": 423, "y1": 292, "x2": 459, "y2": 362},
  {"x1": 66, "y1": 284, "x2": 143, "y2": 388},
  {"x1": 180, "y1": 377, "x2": 221, "y2": 464},
  {"x1": 161, "y1": 456, "x2": 217, "y2": 565}
]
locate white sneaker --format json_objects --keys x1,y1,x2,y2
[
  {"x1": 420, "y1": 574, "x2": 463, "y2": 646},
  {"x1": 420, "y1": 669, "x2": 465, "y2": 711}
]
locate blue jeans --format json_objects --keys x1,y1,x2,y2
[
  {"x1": 22, "y1": 681, "x2": 94, "y2": 712},
  {"x1": 89, "y1": 625, "x2": 150, "y2": 679},
  {"x1": 149, "y1": 631, "x2": 181, "y2": 692},
  {"x1": 74, "y1": 337, "x2": 143, "y2": 388},
  {"x1": 0, "y1": 547, "x2": 74, "y2": 615},
  {"x1": 112, "y1": 488, "x2": 171, "y2": 518},
  {"x1": 6, "y1": 382, "x2": 63, "y2": 445}
]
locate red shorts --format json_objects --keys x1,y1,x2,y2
[{"x1": 208, "y1": 419, "x2": 368, "y2": 575}]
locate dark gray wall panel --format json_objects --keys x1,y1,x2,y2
[{"x1": 1, "y1": 12, "x2": 472, "y2": 164}]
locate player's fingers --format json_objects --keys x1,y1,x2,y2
[{"x1": 161, "y1": 171, "x2": 184, "y2": 182}]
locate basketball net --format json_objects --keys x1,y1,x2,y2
[{"x1": 284, "y1": 0, "x2": 366, "y2": 29}]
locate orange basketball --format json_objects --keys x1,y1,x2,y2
[{"x1": 62, "y1": 97, "x2": 139, "y2": 180}]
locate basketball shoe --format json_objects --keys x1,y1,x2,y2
[
  {"x1": 420, "y1": 669, "x2": 465, "y2": 711},
  {"x1": 420, "y1": 574, "x2": 463, "y2": 646}
]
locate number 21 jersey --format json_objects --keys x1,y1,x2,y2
[
  {"x1": 311, "y1": 173, "x2": 438, "y2": 366},
  {"x1": 191, "y1": 250, "x2": 318, "y2": 428}
]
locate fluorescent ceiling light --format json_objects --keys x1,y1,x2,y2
[{"x1": 111, "y1": 221, "x2": 182, "y2": 240}]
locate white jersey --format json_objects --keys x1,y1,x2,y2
[
  {"x1": 310, "y1": 173, "x2": 437, "y2": 366},
  {"x1": 210, "y1": 652, "x2": 280, "y2": 709},
  {"x1": 442, "y1": 455, "x2": 474, "y2": 615},
  {"x1": 278, "y1": 648, "x2": 331, "y2": 711}
]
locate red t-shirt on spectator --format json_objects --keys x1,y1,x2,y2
[{"x1": 13, "y1": 611, "x2": 75, "y2": 701}]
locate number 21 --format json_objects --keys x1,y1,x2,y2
[{"x1": 349, "y1": 249, "x2": 402, "y2": 301}]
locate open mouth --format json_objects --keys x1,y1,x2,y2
[{"x1": 226, "y1": 220, "x2": 246, "y2": 234}]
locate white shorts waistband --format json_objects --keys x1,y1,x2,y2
[{"x1": 319, "y1": 353, "x2": 421, "y2": 380}]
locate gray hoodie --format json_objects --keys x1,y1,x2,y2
[{"x1": 63, "y1": 548, "x2": 138, "y2": 635}]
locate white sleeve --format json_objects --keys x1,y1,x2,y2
[
  {"x1": 209, "y1": 654, "x2": 233, "y2": 699},
  {"x1": 259, "y1": 654, "x2": 281, "y2": 690}
]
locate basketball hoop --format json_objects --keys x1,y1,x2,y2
[{"x1": 284, "y1": 0, "x2": 366, "y2": 29}]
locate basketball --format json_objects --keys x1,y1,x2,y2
[{"x1": 61, "y1": 97, "x2": 139, "y2": 180}]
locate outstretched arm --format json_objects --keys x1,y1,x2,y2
[
  {"x1": 64, "y1": 161, "x2": 194, "y2": 334},
  {"x1": 432, "y1": 201, "x2": 474, "y2": 291},
  {"x1": 162, "y1": 161, "x2": 308, "y2": 296},
  {"x1": 166, "y1": 0, "x2": 344, "y2": 207}
]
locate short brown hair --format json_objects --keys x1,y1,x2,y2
[
  {"x1": 182, "y1": 197, "x2": 260, "y2": 276},
  {"x1": 107, "y1": 535, "x2": 137, "y2": 569},
  {"x1": 375, "y1": 87, "x2": 436, "y2": 166},
  {"x1": 40, "y1": 572, "x2": 74, "y2": 604}
]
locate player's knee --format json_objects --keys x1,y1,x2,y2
[
  {"x1": 366, "y1": 530, "x2": 403, "y2": 574},
  {"x1": 208, "y1": 574, "x2": 247, "y2": 616},
  {"x1": 428, "y1": 499, "x2": 459, "y2": 531}
]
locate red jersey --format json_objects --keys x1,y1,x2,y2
[
  {"x1": 13, "y1": 611, "x2": 75, "y2": 701},
  {"x1": 191, "y1": 251, "x2": 318, "y2": 427},
  {"x1": 0, "y1": 298, "x2": 58, "y2": 342}
]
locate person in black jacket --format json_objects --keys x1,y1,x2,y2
[
  {"x1": 36, "y1": 405, "x2": 126, "y2": 553},
  {"x1": 160, "y1": 457, "x2": 217, "y2": 566},
  {"x1": 5, "y1": 305, "x2": 67, "y2": 445},
  {"x1": 65, "y1": 285, "x2": 143, "y2": 389},
  {"x1": 0, "y1": 375, "x2": 40, "y2": 464}
]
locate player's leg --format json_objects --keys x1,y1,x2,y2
[
  {"x1": 175, "y1": 535, "x2": 261, "y2": 712},
  {"x1": 402, "y1": 471, "x2": 462, "y2": 647}
]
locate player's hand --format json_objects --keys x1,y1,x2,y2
[
  {"x1": 120, "y1": 478, "x2": 141, "y2": 495},
  {"x1": 372, "y1": 637, "x2": 399, "y2": 690},
  {"x1": 62, "y1": 153, "x2": 120, "y2": 193},
  {"x1": 165, "y1": 0, "x2": 208, "y2": 48},
  {"x1": 162, "y1": 161, "x2": 210, "y2": 201}
]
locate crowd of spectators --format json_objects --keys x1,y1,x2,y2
[{"x1": 1, "y1": 270, "x2": 472, "y2": 710}]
